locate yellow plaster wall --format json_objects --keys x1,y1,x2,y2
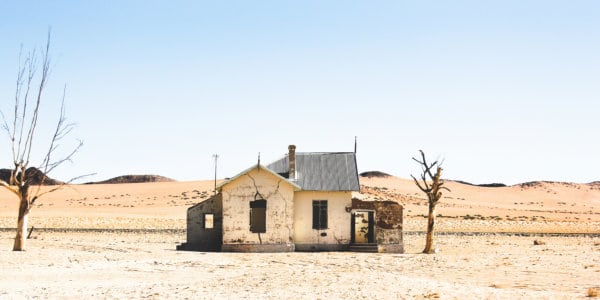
[{"x1": 293, "y1": 191, "x2": 352, "y2": 245}]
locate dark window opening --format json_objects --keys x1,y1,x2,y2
[
  {"x1": 250, "y1": 199, "x2": 266, "y2": 233},
  {"x1": 204, "y1": 213, "x2": 214, "y2": 229},
  {"x1": 312, "y1": 200, "x2": 328, "y2": 229}
]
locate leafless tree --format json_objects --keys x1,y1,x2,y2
[
  {"x1": 0, "y1": 31, "x2": 84, "y2": 251},
  {"x1": 411, "y1": 150, "x2": 450, "y2": 254}
]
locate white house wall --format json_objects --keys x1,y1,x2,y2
[
  {"x1": 293, "y1": 190, "x2": 352, "y2": 251},
  {"x1": 221, "y1": 167, "x2": 295, "y2": 252}
]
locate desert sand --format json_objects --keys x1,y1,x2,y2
[{"x1": 0, "y1": 177, "x2": 599, "y2": 299}]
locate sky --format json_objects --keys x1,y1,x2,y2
[{"x1": 0, "y1": 1, "x2": 599, "y2": 185}]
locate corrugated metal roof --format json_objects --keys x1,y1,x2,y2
[{"x1": 266, "y1": 152, "x2": 360, "y2": 191}]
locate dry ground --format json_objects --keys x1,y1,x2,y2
[
  {"x1": 0, "y1": 231, "x2": 598, "y2": 299},
  {"x1": 0, "y1": 177, "x2": 599, "y2": 299}
]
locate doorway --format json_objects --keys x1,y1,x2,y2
[{"x1": 351, "y1": 211, "x2": 374, "y2": 243}]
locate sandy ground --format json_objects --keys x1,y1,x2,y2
[
  {"x1": 0, "y1": 231, "x2": 598, "y2": 299},
  {"x1": 0, "y1": 177, "x2": 599, "y2": 298}
]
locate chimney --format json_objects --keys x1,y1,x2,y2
[{"x1": 288, "y1": 145, "x2": 296, "y2": 180}]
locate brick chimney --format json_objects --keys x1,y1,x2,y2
[{"x1": 288, "y1": 145, "x2": 296, "y2": 180}]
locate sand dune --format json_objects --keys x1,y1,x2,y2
[
  {"x1": 359, "y1": 176, "x2": 600, "y2": 233},
  {"x1": 1, "y1": 176, "x2": 598, "y2": 233}
]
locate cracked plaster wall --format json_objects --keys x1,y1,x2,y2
[{"x1": 221, "y1": 167, "x2": 295, "y2": 246}]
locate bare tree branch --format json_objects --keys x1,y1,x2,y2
[
  {"x1": 0, "y1": 180, "x2": 21, "y2": 198},
  {"x1": 418, "y1": 150, "x2": 437, "y2": 180},
  {"x1": 410, "y1": 174, "x2": 427, "y2": 193},
  {"x1": 32, "y1": 173, "x2": 94, "y2": 206},
  {"x1": 23, "y1": 40, "x2": 50, "y2": 167}
]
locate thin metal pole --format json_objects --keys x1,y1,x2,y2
[{"x1": 213, "y1": 154, "x2": 218, "y2": 195}]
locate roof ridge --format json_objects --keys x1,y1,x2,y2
[{"x1": 292, "y1": 152, "x2": 356, "y2": 155}]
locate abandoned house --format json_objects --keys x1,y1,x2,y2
[{"x1": 178, "y1": 145, "x2": 404, "y2": 253}]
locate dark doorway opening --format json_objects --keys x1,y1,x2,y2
[{"x1": 351, "y1": 211, "x2": 374, "y2": 244}]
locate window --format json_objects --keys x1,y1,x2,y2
[
  {"x1": 204, "y1": 213, "x2": 214, "y2": 229},
  {"x1": 249, "y1": 199, "x2": 266, "y2": 233},
  {"x1": 312, "y1": 200, "x2": 328, "y2": 229}
]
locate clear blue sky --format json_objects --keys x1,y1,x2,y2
[{"x1": 1, "y1": 1, "x2": 599, "y2": 185}]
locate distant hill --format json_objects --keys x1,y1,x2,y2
[
  {"x1": 359, "y1": 171, "x2": 392, "y2": 178},
  {"x1": 0, "y1": 167, "x2": 63, "y2": 185},
  {"x1": 451, "y1": 180, "x2": 507, "y2": 188},
  {"x1": 87, "y1": 175, "x2": 175, "y2": 184},
  {"x1": 445, "y1": 180, "x2": 600, "y2": 189},
  {"x1": 515, "y1": 180, "x2": 600, "y2": 189}
]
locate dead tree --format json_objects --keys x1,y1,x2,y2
[
  {"x1": 411, "y1": 150, "x2": 449, "y2": 254},
  {"x1": 0, "y1": 31, "x2": 83, "y2": 251}
]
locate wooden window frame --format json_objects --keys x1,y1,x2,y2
[{"x1": 312, "y1": 200, "x2": 328, "y2": 230}]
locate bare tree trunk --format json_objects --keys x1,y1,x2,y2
[
  {"x1": 423, "y1": 201, "x2": 436, "y2": 254},
  {"x1": 13, "y1": 189, "x2": 30, "y2": 251},
  {"x1": 411, "y1": 150, "x2": 449, "y2": 254}
]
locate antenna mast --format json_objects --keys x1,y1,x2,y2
[{"x1": 212, "y1": 154, "x2": 218, "y2": 195}]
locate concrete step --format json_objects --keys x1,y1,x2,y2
[{"x1": 349, "y1": 243, "x2": 378, "y2": 253}]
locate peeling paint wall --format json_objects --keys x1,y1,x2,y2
[
  {"x1": 294, "y1": 191, "x2": 352, "y2": 250},
  {"x1": 185, "y1": 193, "x2": 222, "y2": 251},
  {"x1": 221, "y1": 167, "x2": 295, "y2": 250},
  {"x1": 352, "y1": 198, "x2": 404, "y2": 253}
]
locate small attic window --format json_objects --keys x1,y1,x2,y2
[{"x1": 204, "y1": 213, "x2": 214, "y2": 229}]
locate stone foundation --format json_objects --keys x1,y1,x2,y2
[
  {"x1": 294, "y1": 243, "x2": 350, "y2": 252},
  {"x1": 221, "y1": 243, "x2": 295, "y2": 252},
  {"x1": 377, "y1": 243, "x2": 405, "y2": 253}
]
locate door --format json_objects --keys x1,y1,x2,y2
[{"x1": 351, "y1": 211, "x2": 375, "y2": 243}]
